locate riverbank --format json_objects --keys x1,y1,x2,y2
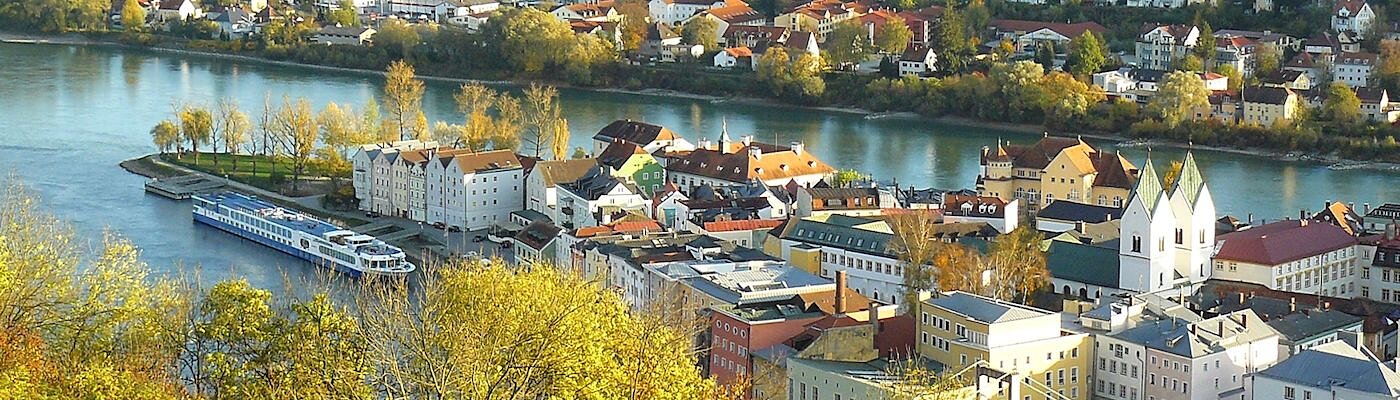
[{"x1": 10, "y1": 31, "x2": 1399, "y2": 173}]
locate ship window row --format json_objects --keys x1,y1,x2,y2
[
  {"x1": 320, "y1": 245, "x2": 357, "y2": 265},
  {"x1": 229, "y1": 211, "x2": 292, "y2": 239}
]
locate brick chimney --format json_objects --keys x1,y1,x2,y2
[
  {"x1": 835, "y1": 271, "x2": 848, "y2": 315},
  {"x1": 868, "y1": 301, "x2": 880, "y2": 332}
]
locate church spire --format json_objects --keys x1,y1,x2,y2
[
  {"x1": 1174, "y1": 150, "x2": 1207, "y2": 207},
  {"x1": 1131, "y1": 155, "x2": 1164, "y2": 214}
]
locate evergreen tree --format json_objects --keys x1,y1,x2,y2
[
  {"x1": 1193, "y1": 22, "x2": 1216, "y2": 69},
  {"x1": 1066, "y1": 31, "x2": 1106, "y2": 76}
]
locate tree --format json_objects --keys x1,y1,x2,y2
[
  {"x1": 1176, "y1": 54, "x2": 1205, "y2": 72},
  {"x1": 411, "y1": 110, "x2": 430, "y2": 142},
  {"x1": 933, "y1": 5, "x2": 969, "y2": 72},
  {"x1": 1255, "y1": 43, "x2": 1282, "y2": 75},
  {"x1": 874, "y1": 17, "x2": 913, "y2": 55},
  {"x1": 120, "y1": 0, "x2": 145, "y2": 31},
  {"x1": 214, "y1": 99, "x2": 251, "y2": 169},
  {"x1": 319, "y1": 102, "x2": 366, "y2": 164},
  {"x1": 431, "y1": 121, "x2": 463, "y2": 146},
  {"x1": 270, "y1": 97, "x2": 319, "y2": 192},
  {"x1": 1034, "y1": 40, "x2": 1055, "y2": 71},
  {"x1": 681, "y1": 16, "x2": 719, "y2": 51},
  {"x1": 824, "y1": 19, "x2": 870, "y2": 69},
  {"x1": 325, "y1": 0, "x2": 358, "y2": 27},
  {"x1": 551, "y1": 118, "x2": 571, "y2": 161},
  {"x1": 1215, "y1": 64, "x2": 1243, "y2": 91},
  {"x1": 1161, "y1": 160, "x2": 1184, "y2": 189},
  {"x1": 617, "y1": 0, "x2": 649, "y2": 52},
  {"x1": 521, "y1": 84, "x2": 563, "y2": 158},
  {"x1": 383, "y1": 60, "x2": 425, "y2": 142},
  {"x1": 887, "y1": 210, "x2": 942, "y2": 305},
  {"x1": 831, "y1": 169, "x2": 865, "y2": 186},
  {"x1": 931, "y1": 243, "x2": 986, "y2": 296},
  {"x1": 1040, "y1": 71, "x2": 1105, "y2": 127},
  {"x1": 375, "y1": 19, "x2": 420, "y2": 59},
  {"x1": 1322, "y1": 81, "x2": 1363, "y2": 125},
  {"x1": 884, "y1": 358, "x2": 974, "y2": 400},
  {"x1": 361, "y1": 97, "x2": 394, "y2": 143},
  {"x1": 1193, "y1": 22, "x2": 1216, "y2": 69},
  {"x1": 453, "y1": 83, "x2": 497, "y2": 149},
  {"x1": 1066, "y1": 31, "x2": 1106, "y2": 76},
  {"x1": 151, "y1": 120, "x2": 180, "y2": 154},
  {"x1": 1377, "y1": 40, "x2": 1400, "y2": 93},
  {"x1": 564, "y1": 33, "x2": 618, "y2": 84},
  {"x1": 1149, "y1": 71, "x2": 1210, "y2": 129},
  {"x1": 493, "y1": 95, "x2": 524, "y2": 151},
  {"x1": 179, "y1": 105, "x2": 213, "y2": 163},
  {"x1": 489, "y1": 7, "x2": 575, "y2": 72},
  {"x1": 355, "y1": 260, "x2": 718, "y2": 398},
  {"x1": 983, "y1": 225, "x2": 1049, "y2": 302}
]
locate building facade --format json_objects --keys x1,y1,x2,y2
[{"x1": 977, "y1": 136, "x2": 1138, "y2": 210}]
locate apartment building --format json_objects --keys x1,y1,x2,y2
[
  {"x1": 916, "y1": 291, "x2": 1092, "y2": 400},
  {"x1": 1212, "y1": 219, "x2": 1360, "y2": 297},
  {"x1": 1136, "y1": 24, "x2": 1199, "y2": 71},
  {"x1": 1096, "y1": 310, "x2": 1279, "y2": 400},
  {"x1": 1251, "y1": 341, "x2": 1400, "y2": 400},
  {"x1": 977, "y1": 136, "x2": 1138, "y2": 210},
  {"x1": 424, "y1": 149, "x2": 524, "y2": 231}
]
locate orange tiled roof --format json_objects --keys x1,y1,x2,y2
[{"x1": 703, "y1": 218, "x2": 784, "y2": 232}]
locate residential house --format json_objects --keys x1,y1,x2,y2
[
  {"x1": 1036, "y1": 200, "x2": 1123, "y2": 233},
  {"x1": 1333, "y1": 0, "x2": 1376, "y2": 38},
  {"x1": 976, "y1": 136, "x2": 1138, "y2": 210},
  {"x1": 683, "y1": 3, "x2": 766, "y2": 43},
  {"x1": 1214, "y1": 30, "x2": 1301, "y2": 78},
  {"x1": 640, "y1": 22, "x2": 686, "y2": 59},
  {"x1": 352, "y1": 140, "x2": 438, "y2": 214},
  {"x1": 1357, "y1": 87, "x2": 1400, "y2": 122},
  {"x1": 1136, "y1": 24, "x2": 1199, "y2": 71},
  {"x1": 897, "y1": 45, "x2": 936, "y2": 77},
  {"x1": 590, "y1": 119, "x2": 694, "y2": 155},
  {"x1": 1284, "y1": 51, "x2": 1330, "y2": 84},
  {"x1": 894, "y1": 5, "x2": 941, "y2": 48},
  {"x1": 423, "y1": 149, "x2": 524, "y2": 231},
  {"x1": 1261, "y1": 69, "x2": 1313, "y2": 90},
  {"x1": 1093, "y1": 68, "x2": 1167, "y2": 102},
  {"x1": 1241, "y1": 86, "x2": 1299, "y2": 126},
  {"x1": 315, "y1": 0, "x2": 371, "y2": 10},
  {"x1": 1362, "y1": 203, "x2": 1400, "y2": 233},
  {"x1": 987, "y1": 19, "x2": 1108, "y2": 56},
  {"x1": 1358, "y1": 231, "x2": 1400, "y2": 304},
  {"x1": 662, "y1": 136, "x2": 834, "y2": 192},
  {"x1": 720, "y1": 25, "x2": 787, "y2": 47},
  {"x1": 1212, "y1": 219, "x2": 1360, "y2": 297},
  {"x1": 1308, "y1": 31, "x2": 1349, "y2": 54},
  {"x1": 1251, "y1": 342, "x2": 1400, "y2": 400},
  {"x1": 551, "y1": 0, "x2": 620, "y2": 22},
  {"x1": 1266, "y1": 308, "x2": 1365, "y2": 356},
  {"x1": 713, "y1": 46, "x2": 755, "y2": 69},
  {"x1": 1334, "y1": 51, "x2": 1378, "y2": 88},
  {"x1": 709, "y1": 275, "x2": 874, "y2": 386},
  {"x1": 555, "y1": 166, "x2": 648, "y2": 229},
  {"x1": 941, "y1": 194, "x2": 1020, "y2": 233},
  {"x1": 916, "y1": 291, "x2": 1092, "y2": 400},
  {"x1": 524, "y1": 158, "x2": 595, "y2": 217},
  {"x1": 774, "y1": 0, "x2": 868, "y2": 41},
  {"x1": 155, "y1": 0, "x2": 201, "y2": 22},
  {"x1": 676, "y1": 182, "x2": 790, "y2": 229},
  {"x1": 795, "y1": 186, "x2": 898, "y2": 218},
  {"x1": 784, "y1": 30, "x2": 820, "y2": 57},
  {"x1": 1124, "y1": 0, "x2": 1211, "y2": 8},
  {"x1": 384, "y1": 0, "x2": 500, "y2": 23},
  {"x1": 315, "y1": 25, "x2": 376, "y2": 45},
  {"x1": 579, "y1": 231, "x2": 774, "y2": 290},
  {"x1": 1095, "y1": 310, "x2": 1280, "y2": 400},
  {"x1": 597, "y1": 140, "x2": 665, "y2": 196},
  {"x1": 513, "y1": 220, "x2": 562, "y2": 263},
  {"x1": 697, "y1": 218, "x2": 784, "y2": 249},
  {"x1": 209, "y1": 7, "x2": 256, "y2": 36},
  {"x1": 647, "y1": 0, "x2": 733, "y2": 25}
]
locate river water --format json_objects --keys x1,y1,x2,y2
[{"x1": 2, "y1": 42, "x2": 1398, "y2": 288}]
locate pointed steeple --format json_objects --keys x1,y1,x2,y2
[
  {"x1": 719, "y1": 118, "x2": 733, "y2": 153},
  {"x1": 1130, "y1": 155, "x2": 1164, "y2": 214},
  {"x1": 1174, "y1": 150, "x2": 1206, "y2": 208}
]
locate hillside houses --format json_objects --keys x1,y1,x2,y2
[{"x1": 988, "y1": 19, "x2": 1107, "y2": 56}]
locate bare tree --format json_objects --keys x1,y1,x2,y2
[
  {"x1": 269, "y1": 97, "x2": 319, "y2": 193},
  {"x1": 521, "y1": 84, "x2": 562, "y2": 158},
  {"x1": 887, "y1": 210, "x2": 942, "y2": 305}
]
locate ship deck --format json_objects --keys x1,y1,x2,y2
[{"x1": 200, "y1": 192, "x2": 340, "y2": 237}]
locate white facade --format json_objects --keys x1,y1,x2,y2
[
  {"x1": 1136, "y1": 25, "x2": 1199, "y2": 71},
  {"x1": 556, "y1": 182, "x2": 647, "y2": 229},
  {"x1": 1118, "y1": 153, "x2": 1215, "y2": 293},
  {"x1": 1333, "y1": 55, "x2": 1376, "y2": 88},
  {"x1": 315, "y1": 0, "x2": 377, "y2": 9},
  {"x1": 1333, "y1": 1, "x2": 1376, "y2": 36},
  {"x1": 648, "y1": 0, "x2": 725, "y2": 25},
  {"x1": 1212, "y1": 246, "x2": 1359, "y2": 297},
  {"x1": 425, "y1": 154, "x2": 523, "y2": 231}
]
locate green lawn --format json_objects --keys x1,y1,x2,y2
[{"x1": 161, "y1": 152, "x2": 347, "y2": 194}]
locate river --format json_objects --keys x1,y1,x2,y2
[{"x1": 2, "y1": 42, "x2": 1398, "y2": 288}]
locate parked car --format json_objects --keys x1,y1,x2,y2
[
  {"x1": 365, "y1": 211, "x2": 381, "y2": 218},
  {"x1": 471, "y1": 235, "x2": 485, "y2": 243},
  {"x1": 447, "y1": 226, "x2": 461, "y2": 233},
  {"x1": 432, "y1": 222, "x2": 446, "y2": 229},
  {"x1": 499, "y1": 241, "x2": 513, "y2": 249}
]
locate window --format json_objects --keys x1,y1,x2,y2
[
  {"x1": 1175, "y1": 228, "x2": 1183, "y2": 244},
  {"x1": 1132, "y1": 236, "x2": 1142, "y2": 252},
  {"x1": 1284, "y1": 386, "x2": 1295, "y2": 400}
]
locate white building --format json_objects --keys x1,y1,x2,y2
[
  {"x1": 713, "y1": 46, "x2": 755, "y2": 69},
  {"x1": 1356, "y1": 230, "x2": 1400, "y2": 303},
  {"x1": 352, "y1": 140, "x2": 437, "y2": 214},
  {"x1": 898, "y1": 46, "x2": 936, "y2": 77},
  {"x1": 648, "y1": 0, "x2": 730, "y2": 25},
  {"x1": 423, "y1": 150, "x2": 524, "y2": 231},
  {"x1": 315, "y1": 0, "x2": 376, "y2": 10},
  {"x1": 1135, "y1": 24, "x2": 1199, "y2": 71},
  {"x1": 662, "y1": 135, "x2": 834, "y2": 193},
  {"x1": 524, "y1": 158, "x2": 597, "y2": 218},
  {"x1": 1118, "y1": 152, "x2": 1216, "y2": 293},
  {"x1": 1096, "y1": 310, "x2": 1280, "y2": 400},
  {"x1": 1333, "y1": 52, "x2": 1378, "y2": 88},
  {"x1": 315, "y1": 26, "x2": 376, "y2": 45},
  {"x1": 384, "y1": 0, "x2": 499, "y2": 21},
  {"x1": 1212, "y1": 219, "x2": 1360, "y2": 297},
  {"x1": 1251, "y1": 341, "x2": 1400, "y2": 400},
  {"x1": 1333, "y1": 0, "x2": 1376, "y2": 37},
  {"x1": 555, "y1": 166, "x2": 648, "y2": 229}
]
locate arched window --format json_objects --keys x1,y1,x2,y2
[{"x1": 1079, "y1": 288, "x2": 1089, "y2": 299}]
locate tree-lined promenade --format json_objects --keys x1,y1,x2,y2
[{"x1": 151, "y1": 61, "x2": 579, "y2": 196}]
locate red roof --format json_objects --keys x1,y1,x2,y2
[
  {"x1": 1215, "y1": 220, "x2": 1358, "y2": 266},
  {"x1": 1335, "y1": 0, "x2": 1367, "y2": 14},
  {"x1": 704, "y1": 218, "x2": 784, "y2": 232}
]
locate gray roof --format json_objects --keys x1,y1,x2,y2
[
  {"x1": 1112, "y1": 309, "x2": 1277, "y2": 358},
  {"x1": 925, "y1": 291, "x2": 1050, "y2": 324},
  {"x1": 1255, "y1": 342, "x2": 1400, "y2": 396},
  {"x1": 1267, "y1": 309, "x2": 1363, "y2": 344},
  {"x1": 1046, "y1": 240, "x2": 1120, "y2": 288},
  {"x1": 1037, "y1": 201, "x2": 1123, "y2": 224}
]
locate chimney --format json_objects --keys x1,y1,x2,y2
[
  {"x1": 1290, "y1": 297, "x2": 1296, "y2": 313},
  {"x1": 835, "y1": 271, "x2": 848, "y2": 315},
  {"x1": 868, "y1": 301, "x2": 880, "y2": 333},
  {"x1": 1300, "y1": 209, "x2": 1307, "y2": 220},
  {"x1": 1301, "y1": 219, "x2": 1308, "y2": 227},
  {"x1": 1217, "y1": 319, "x2": 1223, "y2": 335},
  {"x1": 749, "y1": 145, "x2": 763, "y2": 160},
  {"x1": 698, "y1": 137, "x2": 711, "y2": 150},
  {"x1": 1248, "y1": 213, "x2": 1254, "y2": 224},
  {"x1": 790, "y1": 141, "x2": 805, "y2": 155},
  {"x1": 1191, "y1": 324, "x2": 1197, "y2": 335},
  {"x1": 1238, "y1": 292, "x2": 1245, "y2": 304},
  {"x1": 1366, "y1": 203, "x2": 1372, "y2": 213},
  {"x1": 1350, "y1": 202, "x2": 1356, "y2": 212},
  {"x1": 741, "y1": 135, "x2": 754, "y2": 146},
  {"x1": 1323, "y1": 301, "x2": 1331, "y2": 310}
]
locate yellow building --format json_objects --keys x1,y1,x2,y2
[
  {"x1": 977, "y1": 136, "x2": 1137, "y2": 210},
  {"x1": 917, "y1": 291, "x2": 1092, "y2": 400},
  {"x1": 1241, "y1": 86, "x2": 1300, "y2": 126}
]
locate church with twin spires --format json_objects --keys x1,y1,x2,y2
[{"x1": 1116, "y1": 151, "x2": 1216, "y2": 294}]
